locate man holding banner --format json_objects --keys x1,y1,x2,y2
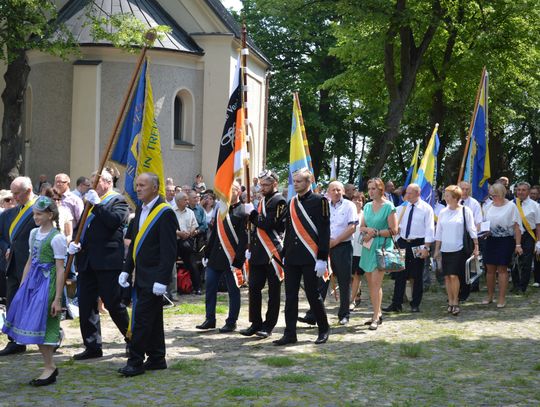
[
  {"x1": 0, "y1": 177, "x2": 37, "y2": 356},
  {"x1": 117, "y1": 172, "x2": 177, "y2": 377},
  {"x1": 69, "y1": 170, "x2": 130, "y2": 361}
]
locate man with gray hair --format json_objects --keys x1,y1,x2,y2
[
  {"x1": 0, "y1": 177, "x2": 37, "y2": 356},
  {"x1": 55, "y1": 173, "x2": 84, "y2": 228},
  {"x1": 69, "y1": 170, "x2": 130, "y2": 360}
]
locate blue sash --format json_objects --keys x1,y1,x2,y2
[
  {"x1": 133, "y1": 203, "x2": 172, "y2": 263},
  {"x1": 80, "y1": 191, "x2": 120, "y2": 243}
]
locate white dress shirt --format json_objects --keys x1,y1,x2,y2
[
  {"x1": 435, "y1": 206, "x2": 477, "y2": 252},
  {"x1": 167, "y1": 199, "x2": 178, "y2": 211},
  {"x1": 461, "y1": 196, "x2": 483, "y2": 226},
  {"x1": 329, "y1": 198, "x2": 359, "y2": 242},
  {"x1": 513, "y1": 197, "x2": 540, "y2": 235},
  {"x1": 139, "y1": 195, "x2": 160, "y2": 230},
  {"x1": 397, "y1": 199, "x2": 435, "y2": 243},
  {"x1": 175, "y1": 207, "x2": 199, "y2": 232}
]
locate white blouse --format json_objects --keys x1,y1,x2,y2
[
  {"x1": 483, "y1": 201, "x2": 521, "y2": 237},
  {"x1": 29, "y1": 228, "x2": 67, "y2": 259},
  {"x1": 435, "y1": 206, "x2": 477, "y2": 253}
]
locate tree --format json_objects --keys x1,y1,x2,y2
[{"x1": 0, "y1": 0, "x2": 77, "y2": 187}]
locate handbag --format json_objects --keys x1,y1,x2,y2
[
  {"x1": 375, "y1": 236, "x2": 406, "y2": 272},
  {"x1": 462, "y1": 207, "x2": 474, "y2": 257}
]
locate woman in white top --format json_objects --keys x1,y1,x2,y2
[
  {"x1": 434, "y1": 185, "x2": 478, "y2": 315},
  {"x1": 482, "y1": 183, "x2": 522, "y2": 308},
  {"x1": 350, "y1": 191, "x2": 365, "y2": 310}
]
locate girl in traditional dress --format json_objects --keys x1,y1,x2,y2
[{"x1": 2, "y1": 196, "x2": 66, "y2": 386}]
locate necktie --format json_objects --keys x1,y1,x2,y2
[
  {"x1": 405, "y1": 204, "x2": 414, "y2": 238},
  {"x1": 460, "y1": 200, "x2": 464, "y2": 205}
]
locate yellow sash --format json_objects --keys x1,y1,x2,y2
[
  {"x1": 9, "y1": 197, "x2": 37, "y2": 239},
  {"x1": 516, "y1": 199, "x2": 537, "y2": 241},
  {"x1": 132, "y1": 203, "x2": 171, "y2": 263}
]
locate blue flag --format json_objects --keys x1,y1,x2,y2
[{"x1": 413, "y1": 125, "x2": 440, "y2": 207}]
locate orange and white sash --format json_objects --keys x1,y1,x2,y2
[
  {"x1": 256, "y1": 199, "x2": 284, "y2": 281},
  {"x1": 216, "y1": 213, "x2": 245, "y2": 287},
  {"x1": 289, "y1": 196, "x2": 331, "y2": 281}
]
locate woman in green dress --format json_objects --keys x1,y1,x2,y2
[{"x1": 359, "y1": 178, "x2": 398, "y2": 330}]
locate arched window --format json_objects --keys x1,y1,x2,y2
[
  {"x1": 172, "y1": 89, "x2": 194, "y2": 147},
  {"x1": 173, "y1": 94, "x2": 184, "y2": 145}
]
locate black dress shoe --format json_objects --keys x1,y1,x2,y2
[
  {"x1": 273, "y1": 336, "x2": 297, "y2": 346},
  {"x1": 297, "y1": 315, "x2": 317, "y2": 325},
  {"x1": 255, "y1": 330, "x2": 271, "y2": 338},
  {"x1": 29, "y1": 368, "x2": 58, "y2": 387},
  {"x1": 118, "y1": 365, "x2": 145, "y2": 377},
  {"x1": 73, "y1": 348, "x2": 103, "y2": 360},
  {"x1": 382, "y1": 304, "x2": 402, "y2": 313},
  {"x1": 143, "y1": 359, "x2": 167, "y2": 371},
  {"x1": 239, "y1": 325, "x2": 260, "y2": 336},
  {"x1": 314, "y1": 331, "x2": 329, "y2": 344},
  {"x1": 411, "y1": 306, "x2": 420, "y2": 313},
  {"x1": 219, "y1": 323, "x2": 237, "y2": 333},
  {"x1": 0, "y1": 342, "x2": 26, "y2": 356},
  {"x1": 196, "y1": 319, "x2": 216, "y2": 330}
]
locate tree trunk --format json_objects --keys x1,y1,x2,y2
[{"x1": 0, "y1": 49, "x2": 30, "y2": 188}]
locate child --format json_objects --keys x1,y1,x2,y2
[{"x1": 2, "y1": 196, "x2": 66, "y2": 386}]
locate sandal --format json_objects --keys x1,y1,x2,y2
[
  {"x1": 452, "y1": 306, "x2": 460, "y2": 316},
  {"x1": 481, "y1": 298, "x2": 493, "y2": 305},
  {"x1": 496, "y1": 302, "x2": 506, "y2": 308},
  {"x1": 447, "y1": 305, "x2": 453, "y2": 313},
  {"x1": 368, "y1": 320, "x2": 378, "y2": 330}
]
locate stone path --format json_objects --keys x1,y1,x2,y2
[{"x1": 1, "y1": 280, "x2": 540, "y2": 406}]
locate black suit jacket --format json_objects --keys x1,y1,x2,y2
[
  {"x1": 76, "y1": 193, "x2": 129, "y2": 271},
  {"x1": 124, "y1": 197, "x2": 178, "y2": 289},
  {"x1": 1, "y1": 204, "x2": 37, "y2": 278},
  {"x1": 283, "y1": 191, "x2": 330, "y2": 266}
]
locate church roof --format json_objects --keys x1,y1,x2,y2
[{"x1": 55, "y1": 0, "x2": 204, "y2": 54}]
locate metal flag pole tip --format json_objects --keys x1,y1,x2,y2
[
  {"x1": 145, "y1": 29, "x2": 158, "y2": 43},
  {"x1": 435, "y1": 123, "x2": 439, "y2": 128}
]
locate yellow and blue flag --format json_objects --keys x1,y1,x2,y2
[
  {"x1": 403, "y1": 143, "x2": 420, "y2": 189},
  {"x1": 463, "y1": 69, "x2": 490, "y2": 201},
  {"x1": 111, "y1": 59, "x2": 165, "y2": 204},
  {"x1": 288, "y1": 93, "x2": 316, "y2": 199},
  {"x1": 413, "y1": 125, "x2": 440, "y2": 207}
]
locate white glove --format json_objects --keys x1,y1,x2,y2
[
  {"x1": 68, "y1": 242, "x2": 81, "y2": 255},
  {"x1": 535, "y1": 241, "x2": 540, "y2": 253},
  {"x1": 244, "y1": 203, "x2": 255, "y2": 214},
  {"x1": 118, "y1": 272, "x2": 130, "y2": 288},
  {"x1": 85, "y1": 189, "x2": 101, "y2": 205},
  {"x1": 202, "y1": 258, "x2": 208, "y2": 267},
  {"x1": 314, "y1": 260, "x2": 327, "y2": 278},
  {"x1": 152, "y1": 282, "x2": 167, "y2": 296},
  {"x1": 245, "y1": 249, "x2": 251, "y2": 260}
]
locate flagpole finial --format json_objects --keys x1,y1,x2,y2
[
  {"x1": 145, "y1": 29, "x2": 158, "y2": 46},
  {"x1": 435, "y1": 123, "x2": 439, "y2": 129}
]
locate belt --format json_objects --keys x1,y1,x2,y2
[{"x1": 399, "y1": 237, "x2": 424, "y2": 243}]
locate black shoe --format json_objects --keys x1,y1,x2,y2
[
  {"x1": 382, "y1": 304, "x2": 402, "y2": 313},
  {"x1": 73, "y1": 348, "x2": 103, "y2": 360},
  {"x1": 118, "y1": 364, "x2": 145, "y2": 377},
  {"x1": 194, "y1": 290, "x2": 202, "y2": 295},
  {"x1": 239, "y1": 325, "x2": 260, "y2": 336},
  {"x1": 219, "y1": 323, "x2": 237, "y2": 333},
  {"x1": 255, "y1": 330, "x2": 271, "y2": 339},
  {"x1": 196, "y1": 319, "x2": 216, "y2": 330},
  {"x1": 143, "y1": 359, "x2": 167, "y2": 371},
  {"x1": 314, "y1": 331, "x2": 329, "y2": 344},
  {"x1": 410, "y1": 306, "x2": 420, "y2": 313},
  {"x1": 273, "y1": 336, "x2": 297, "y2": 346},
  {"x1": 364, "y1": 317, "x2": 382, "y2": 326},
  {"x1": 29, "y1": 368, "x2": 58, "y2": 387},
  {"x1": 297, "y1": 315, "x2": 316, "y2": 325},
  {"x1": 0, "y1": 342, "x2": 26, "y2": 356}
]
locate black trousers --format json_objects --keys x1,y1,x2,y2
[
  {"x1": 248, "y1": 263, "x2": 281, "y2": 332},
  {"x1": 512, "y1": 233, "x2": 535, "y2": 292},
  {"x1": 329, "y1": 242, "x2": 353, "y2": 320},
  {"x1": 78, "y1": 267, "x2": 129, "y2": 351},
  {"x1": 284, "y1": 264, "x2": 329, "y2": 339},
  {"x1": 392, "y1": 238, "x2": 424, "y2": 308},
  {"x1": 128, "y1": 286, "x2": 165, "y2": 366},
  {"x1": 178, "y1": 244, "x2": 200, "y2": 291}
]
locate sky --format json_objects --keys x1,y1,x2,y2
[{"x1": 221, "y1": 0, "x2": 243, "y2": 12}]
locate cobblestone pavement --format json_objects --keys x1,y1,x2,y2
[{"x1": 1, "y1": 279, "x2": 540, "y2": 406}]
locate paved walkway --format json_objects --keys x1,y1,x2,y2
[{"x1": 1, "y1": 279, "x2": 540, "y2": 406}]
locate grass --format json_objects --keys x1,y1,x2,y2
[
  {"x1": 169, "y1": 359, "x2": 205, "y2": 374},
  {"x1": 223, "y1": 386, "x2": 270, "y2": 398},
  {"x1": 260, "y1": 356, "x2": 295, "y2": 367},
  {"x1": 343, "y1": 358, "x2": 383, "y2": 375},
  {"x1": 275, "y1": 373, "x2": 315, "y2": 383},
  {"x1": 533, "y1": 363, "x2": 540, "y2": 371},
  {"x1": 399, "y1": 343, "x2": 423, "y2": 358},
  {"x1": 164, "y1": 303, "x2": 227, "y2": 315}
]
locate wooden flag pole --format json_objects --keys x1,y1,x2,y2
[
  {"x1": 63, "y1": 31, "x2": 157, "y2": 284},
  {"x1": 241, "y1": 23, "x2": 251, "y2": 203},
  {"x1": 457, "y1": 66, "x2": 486, "y2": 183}
]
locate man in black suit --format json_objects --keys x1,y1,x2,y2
[
  {"x1": 117, "y1": 172, "x2": 178, "y2": 377},
  {"x1": 0, "y1": 177, "x2": 37, "y2": 356},
  {"x1": 273, "y1": 168, "x2": 330, "y2": 346},
  {"x1": 69, "y1": 170, "x2": 130, "y2": 360},
  {"x1": 240, "y1": 170, "x2": 286, "y2": 338}
]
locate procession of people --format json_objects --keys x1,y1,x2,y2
[{"x1": 0, "y1": 170, "x2": 539, "y2": 385}]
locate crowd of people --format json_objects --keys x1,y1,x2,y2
[{"x1": 0, "y1": 168, "x2": 539, "y2": 385}]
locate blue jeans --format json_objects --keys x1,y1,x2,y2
[{"x1": 205, "y1": 266, "x2": 240, "y2": 325}]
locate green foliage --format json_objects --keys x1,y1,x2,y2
[
  {"x1": 274, "y1": 373, "x2": 314, "y2": 383},
  {"x1": 169, "y1": 359, "x2": 205, "y2": 374},
  {"x1": 260, "y1": 355, "x2": 295, "y2": 367},
  {"x1": 399, "y1": 343, "x2": 424, "y2": 358},
  {"x1": 223, "y1": 386, "x2": 270, "y2": 397}
]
